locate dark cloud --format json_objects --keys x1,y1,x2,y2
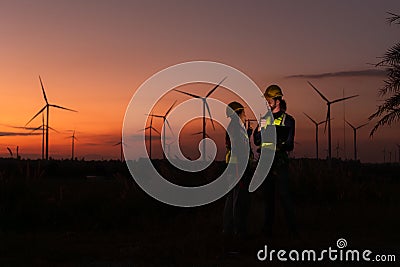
[{"x1": 285, "y1": 69, "x2": 386, "y2": 79}]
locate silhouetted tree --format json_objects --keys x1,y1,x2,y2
[{"x1": 369, "y1": 12, "x2": 400, "y2": 136}]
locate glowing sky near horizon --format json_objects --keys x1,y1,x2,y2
[{"x1": 0, "y1": 0, "x2": 400, "y2": 162}]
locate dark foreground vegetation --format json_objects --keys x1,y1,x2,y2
[{"x1": 0, "y1": 158, "x2": 399, "y2": 266}]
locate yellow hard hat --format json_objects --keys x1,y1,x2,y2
[
  {"x1": 226, "y1": 101, "x2": 244, "y2": 118},
  {"x1": 264, "y1": 84, "x2": 283, "y2": 98}
]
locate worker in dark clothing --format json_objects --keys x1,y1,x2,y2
[
  {"x1": 223, "y1": 101, "x2": 253, "y2": 239},
  {"x1": 253, "y1": 84, "x2": 297, "y2": 238}
]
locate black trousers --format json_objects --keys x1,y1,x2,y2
[
  {"x1": 223, "y1": 165, "x2": 252, "y2": 236},
  {"x1": 263, "y1": 161, "x2": 296, "y2": 236}
]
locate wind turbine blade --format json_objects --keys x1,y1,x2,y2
[
  {"x1": 174, "y1": 89, "x2": 201, "y2": 99},
  {"x1": 324, "y1": 109, "x2": 329, "y2": 134},
  {"x1": 165, "y1": 100, "x2": 177, "y2": 116},
  {"x1": 26, "y1": 105, "x2": 47, "y2": 126},
  {"x1": 204, "y1": 101, "x2": 215, "y2": 130},
  {"x1": 6, "y1": 147, "x2": 13, "y2": 157},
  {"x1": 147, "y1": 114, "x2": 164, "y2": 118},
  {"x1": 307, "y1": 81, "x2": 329, "y2": 102},
  {"x1": 48, "y1": 126, "x2": 59, "y2": 133},
  {"x1": 356, "y1": 123, "x2": 368, "y2": 129},
  {"x1": 30, "y1": 125, "x2": 43, "y2": 133},
  {"x1": 303, "y1": 112, "x2": 317, "y2": 125},
  {"x1": 165, "y1": 119, "x2": 174, "y2": 136},
  {"x1": 206, "y1": 77, "x2": 227, "y2": 98},
  {"x1": 344, "y1": 119, "x2": 355, "y2": 129},
  {"x1": 39, "y1": 76, "x2": 49, "y2": 104},
  {"x1": 331, "y1": 95, "x2": 359, "y2": 104},
  {"x1": 49, "y1": 104, "x2": 77, "y2": 112}
]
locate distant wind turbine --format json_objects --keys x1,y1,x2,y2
[
  {"x1": 345, "y1": 120, "x2": 368, "y2": 161},
  {"x1": 307, "y1": 81, "x2": 358, "y2": 160},
  {"x1": 113, "y1": 136, "x2": 126, "y2": 162},
  {"x1": 142, "y1": 114, "x2": 161, "y2": 160},
  {"x1": 303, "y1": 112, "x2": 330, "y2": 159},
  {"x1": 26, "y1": 76, "x2": 77, "y2": 160},
  {"x1": 174, "y1": 77, "x2": 226, "y2": 161},
  {"x1": 147, "y1": 101, "x2": 177, "y2": 160},
  {"x1": 67, "y1": 130, "x2": 78, "y2": 160}
]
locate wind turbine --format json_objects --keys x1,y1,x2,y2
[
  {"x1": 174, "y1": 77, "x2": 226, "y2": 161},
  {"x1": 303, "y1": 113, "x2": 329, "y2": 159},
  {"x1": 113, "y1": 136, "x2": 126, "y2": 162},
  {"x1": 147, "y1": 101, "x2": 176, "y2": 160},
  {"x1": 345, "y1": 120, "x2": 368, "y2": 161},
  {"x1": 67, "y1": 130, "x2": 78, "y2": 160},
  {"x1": 26, "y1": 76, "x2": 77, "y2": 160},
  {"x1": 307, "y1": 81, "x2": 358, "y2": 160},
  {"x1": 142, "y1": 114, "x2": 161, "y2": 160}
]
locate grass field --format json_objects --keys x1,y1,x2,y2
[{"x1": 0, "y1": 158, "x2": 399, "y2": 266}]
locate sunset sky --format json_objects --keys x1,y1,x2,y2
[{"x1": 1, "y1": 0, "x2": 400, "y2": 162}]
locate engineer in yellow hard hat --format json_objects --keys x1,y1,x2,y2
[{"x1": 253, "y1": 84, "x2": 297, "y2": 238}]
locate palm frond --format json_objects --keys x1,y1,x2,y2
[
  {"x1": 370, "y1": 93, "x2": 400, "y2": 119},
  {"x1": 387, "y1": 12, "x2": 400, "y2": 25},
  {"x1": 376, "y1": 43, "x2": 400, "y2": 67},
  {"x1": 370, "y1": 12, "x2": 400, "y2": 136},
  {"x1": 369, "y1": 108, "x2": 400, "y2": 137},
  {"x1": 378, "y1": 67, "x2": 400, "y2": 96}
]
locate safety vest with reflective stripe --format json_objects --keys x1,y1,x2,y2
[{"x1": 261, "y1": 113, "x2": 286, "y2": 150}]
